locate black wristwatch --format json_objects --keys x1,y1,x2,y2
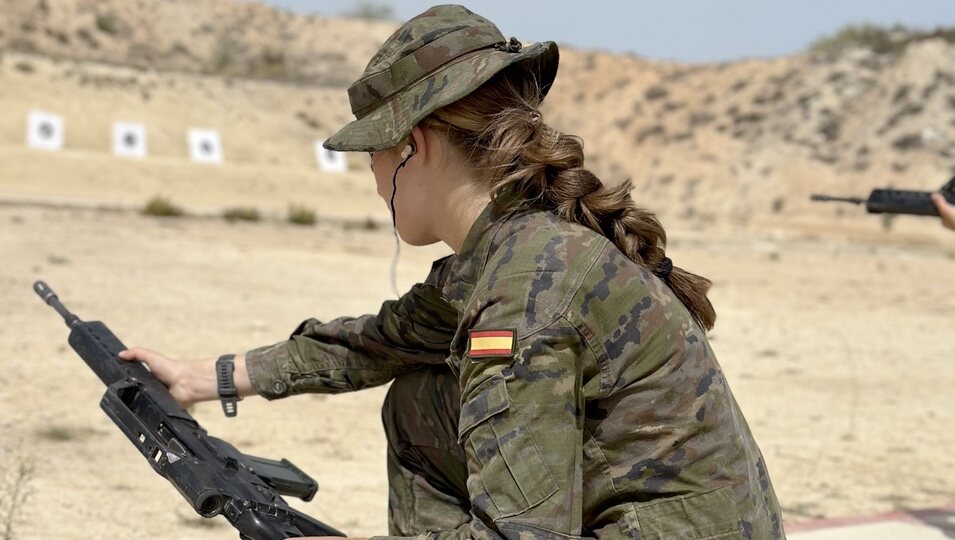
[{"x1": 216, "y1": 354, "x2": 241, "y2": 417}]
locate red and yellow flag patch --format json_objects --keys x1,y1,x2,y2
[{"x1": 467, "y1": 330, "x2": 516, "y2": 358}]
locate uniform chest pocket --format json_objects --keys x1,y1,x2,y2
[{"x1": 458, "y1": 375, "x2": 558, "y2": 520}]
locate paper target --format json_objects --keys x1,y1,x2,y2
[
  {"x1": 315, "y1": 140, "x2": 347, "y2": 173},
  {"x1": 26, "y1": 111, "x2": 64, "y2": 150},
  {"x1": 113, "y1": 122, "x2": 147, "y2": 158},
  {"x1": 188, "y1": 129, "x2": 223, "y2": 164}
]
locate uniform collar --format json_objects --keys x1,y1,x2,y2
[{"x1": 441, "y1": 199, "x2": 505, "y2": 313}]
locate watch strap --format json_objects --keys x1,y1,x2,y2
[{"x1": 216, "y1": 354, "x2": 240, "y2": 417}]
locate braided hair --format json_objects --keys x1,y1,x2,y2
[{"x1": 423, "y1": 68, "x2": 716, "y2": 331}]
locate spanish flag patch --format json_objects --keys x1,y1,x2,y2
[{"x1": 467, "y1": 330, "x2": 516, "y2": 358}]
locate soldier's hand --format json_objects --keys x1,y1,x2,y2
[
  {"x1": 932, "y1": 192, "x2": 955, "y2": 231},
  {"x1": 118, "y1": 347, "x2": 204, "y2": 407}
]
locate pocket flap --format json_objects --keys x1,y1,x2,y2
[
  {"x1": 458, "y1": 375, "x2": 509, "y2": 442},
  {"x1": 632, "y1": 485, "x2": 742, "y2": 539}
]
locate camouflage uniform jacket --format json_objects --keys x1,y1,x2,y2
[{"x1": 246, "y1": 202, "x2": 784, "y2": 539}]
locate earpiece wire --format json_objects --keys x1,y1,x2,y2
[{"x1": 388, "y1": 152, "x2": 414, "y2": 298}]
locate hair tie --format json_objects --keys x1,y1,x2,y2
[
  {"x1": 653, "y1": 257, "x2": 673, "y2": 279},
  {"x1": 530, "y1": 111, "x2": 541, "y2": 124}
]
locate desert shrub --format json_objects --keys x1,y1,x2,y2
[
  {"x1": 9, "y1": 38, "x2": 37, "y2": 53},
  {"x1": 811, "y1": 150, "x2": 838, "y2": 164},
  {"x1": 753, "y1": 88, "x2": 783, "y2": 105},
  {"x1": 46, "y1": 29, "x2": 69, "y2": 45},
  {"x1": 662, "y1": 101, "x2": 683, "y2": 112},
  {"x1": 95, "y1": 13, "x2": 119, "y2": 35},
  {"x1": 343, "y1": 2, "x2": 395, "y2": 21},
  {"x1": 223, "y1": 207, "x2": 261, "y2": 222},
  {"x1": 643, "y1": 85, "x2": 668, "y2": 101},
  {"x1": 295, "y1": 111, "x2": 321, "y2": 130},
  {"x1": 142, "y1": 196, "x2": 183, "y2": 217},
  {"x1": 817, "y1": 117, "x2": 841, "y2": 141},
  {"x1": 771, "y1": 197, "x2": 785, "y2": 213},
  {"x1": 733, "y1": 111, "x2": 764, "y2": 125},
  {"x1": 892, "y1": 84, "x2": 911, "y2": 104},
  {"x1": 688, "y1": 111, "x2": 715, "y2": 127},
  {"x1": 811, "y1": 24, "x2": 901, "y2": 56},
  {"x1": 892, "y1": 133, "x2": 923, "y2": 151},
  {"x1": 287, "y1": 204, "x2": 316, "y2": 226},
  {"x1": 252, "y1": 48, "x2": 287, "y2": 79},
  {"x1": 75, "y1": 28, "x2": 99, "y2": 49},
  {"x1": 635, "y1": 124, "x2": 665, "y2": 143},
  {"x1": 344, "y1": 217, "x2": 381, "y2": 231},
  {"x1": 209, "y1": 38, "x2": 235, "y2": 74},
  {"x1": 810, "y1": 24, "x2": 955, "y2": 58}
]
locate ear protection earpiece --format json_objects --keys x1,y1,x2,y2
[{"x1": 400, "y1": 143, "x2": 417, "y2": 160}]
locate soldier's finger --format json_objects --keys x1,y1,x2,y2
[
  {"x1": 933, "y1": 193, "x2": 955, "y2": 229},
  {"x1": 118, "y1": 347, "x2": 164, "y2": 366}
]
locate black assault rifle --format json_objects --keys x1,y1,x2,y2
[
  {"x1": 34, "y1": 281, "x2": 344, "y2": 539},
  {"x1": 810, "y1": 176, "x2": 955, "y2": 216}
]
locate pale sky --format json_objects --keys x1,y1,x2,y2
[{"x1": 260, "y1": 0, "x2": 955, "y2": 62}]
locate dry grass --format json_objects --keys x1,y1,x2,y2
[{"x1": 1, "y1": 448, "x2": 35, "y2": 540}]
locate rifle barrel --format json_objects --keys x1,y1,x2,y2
[
  {"x1": 810, "y1": 194, "x2": 866, "y2": 204},
  {"x1": 33, "y1": 281, "x2": 81, "y2": 328}
]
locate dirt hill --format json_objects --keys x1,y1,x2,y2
[
  {"x1": 1, "y1": 0, "x2": 953, "y2": 236},
  {"x1": 0, "y1": 0, "x2": 391, "y2": 85}
]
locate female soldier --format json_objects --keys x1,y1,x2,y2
[{"x1": 120, "y1": 5, "x2": 784, "y2": 539}]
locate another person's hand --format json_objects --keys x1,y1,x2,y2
[
  {"x1": 118, "y1": 348, "x2": 210, "y2": 407},
  {"x1": 932, "y1": 192, "x2": 955, "y2": 231}
]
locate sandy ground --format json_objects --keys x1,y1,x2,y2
[{"x1": 0, "y1": 204, "x2": 953, "y2": 539}]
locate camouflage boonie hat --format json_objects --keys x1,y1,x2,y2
[{"x1": 324, "y1": 4, "x2": 559, "y2": 152}]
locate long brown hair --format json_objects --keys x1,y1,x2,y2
[{"x1": 423, "y1": 68, "x2": 717, "y2": 331}]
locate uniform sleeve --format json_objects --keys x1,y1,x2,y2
[
  {"x1": 245, "y1": 258, "x2": 458, "y2": 399},
  {"x1": 421, "y1": 312, "x2": 587, "y2": 539}
]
